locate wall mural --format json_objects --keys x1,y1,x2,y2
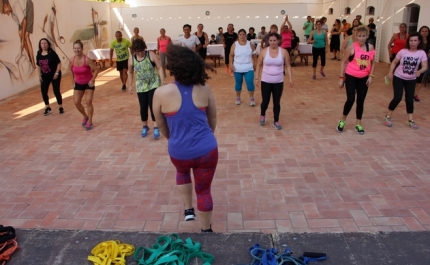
[
  {"x1": 1, "y1": 0, "x2": 37, "y2": 87},
  {"x1": 0, "y1": 0, "x2": 110, "y2": 101},
  {"x1": 70, "y1": 7, "x2": 108, "y2": 50}
]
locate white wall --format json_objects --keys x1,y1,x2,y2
[
  {"x1": 129, "y1": 0, "x2": 322, "y2": 7},
  {"x1": 0, "y1": 0, "x2": 111, "y2": 101},
  {"x1": 111, "y1": 3, "x2": 315, "y2": 42}
]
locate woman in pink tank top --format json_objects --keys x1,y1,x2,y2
[
  {"x1": 337, "y1": 26, "x2": 375, "y2": 135},
  {"x1": 255, "y1": 33, "x2": 294, "y2": 130},
  {"x1": 71, "y1": 40, "x2": 99, "y2": 131},
  {"x1": 157, "y1": 28, "x2": 173, "y2": 77}
]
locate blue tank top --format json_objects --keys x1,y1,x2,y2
[
  {"x1": 312, "y1": 30, "x2": 326, "y2": 48},
  {"x1": 165, "y1": 81, "x2": 217, "y2": 160}
]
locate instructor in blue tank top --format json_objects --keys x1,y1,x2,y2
[{"x1": 153, "y1": 45, "x2": 218, "y2": 233}]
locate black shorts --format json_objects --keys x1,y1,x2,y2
[
  {"x1": 75, "y1": 83, "x2": 95, "y2": 91},
  {"x1": 116, "y1": 60, "x2": 128, "y2": 71}
]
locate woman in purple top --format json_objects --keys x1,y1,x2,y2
[
  {"x1": 255, "y1": 33, "x2": 293, "y2": 130},
  {"x1": 153, "y1": 45, "x2": 217, "y2": 233},
  {"x1": 385, "y1": 32, "x2": 428, "y2": 129}
]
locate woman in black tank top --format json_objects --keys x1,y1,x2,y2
[{"x1": 195, "y1": 24, "x2": 209, "y2": 60}]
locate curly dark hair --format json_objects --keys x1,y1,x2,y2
[
  {"x1": 132, "y1": 38, "x2": 147, "y2": 51},
  {"x1": 38, "y1": 38, "x2": 53, "y2": 54},
  {"x1": 405, "y1": 32, "x2": 423, "y2": 50},
  {"x1": 166, "y1": 44, "x2": 215, "y2": 86}
]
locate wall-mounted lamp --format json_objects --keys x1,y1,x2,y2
[
  {"x1": 132, "y1": 14, "x2": 137, "y2": 18},
  {"x1": 205, "y1": 11, "x2": 210, "y2": 16},
  {"x1": 280, "y1": 10, "x2": 285, "y2": 15}
]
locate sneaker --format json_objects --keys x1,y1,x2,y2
[
  {"x1": 201, "y1": 225, "x2": 213, "y2": 233},
  {"x1": 336, "y1": 120, "x2": 346, "y2": 132},
  {"x1": 122, "y1": 84, "x2": 126, "y2": 91},
  {"x1": 85, "y1": 122, "x2": 93, "y2": 131},
  {"x1": 273, "y1": 122, "x2": 282, "y2": 130},
  {"x1": 43, "y1": 107, "x2": 52, "y2": 116},
  {"x1": 260, "y1": 115, "x2": 266, "y2": 126},
  {"x1": 384, "y1": 116, "x2": 392, "y2": 127},
  {"x1": 59, "y1": 107, "x2": 64, "y2": 114},
  {"x1": 230, "y1": 72, "x2": 233, "y2": 77},
  {"x1": 407, "y1": 120, "x2": 418, "y2": 130},
  {"x1": 414, "y1": 95, "x2": 420, "y2": 102},
  {"x1": 235, "y1": 97, "x2": 241, "y2": 105},
  {"x1": 355, "y1": 124, "x2": 365, "y2": 134},
  {"x1": 184, "y1": 208, "x2": 196, "y2": 221},
  {"x1": 82, "y1": 117, "x2": 88, "y2": 127},
  {"x1": 320, "y1": 71, "x2": 326, "y2": 77},
  {"x1": 141, "y1": 126, "x2": 150, "y2": 137},
  {"x1": 312, "y1": 75, "x2": 316, "y2": 80},
  {"x1": 249, "y1": 98, "x2": 255, "y2": 106},
  {"x1": 153, "y1": 127, "x2": 160, "y2": 139},
  {"x1": 225, "y1": 67, "x2": 229, "y2": 73}
]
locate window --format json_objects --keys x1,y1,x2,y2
[
  {"x1": 345, "y1": 7, "x2": 351, "y2": 15},
  {"x1": 328, "y1": 8, "x2": 333, "y2": 15},
  {"x1": 367, "y1": 6, "x2": 375, "y2": 15}
]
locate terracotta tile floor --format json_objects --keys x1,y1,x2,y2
[{"x1": 1, "y1": 57, "x2": 430, "y2": 233}]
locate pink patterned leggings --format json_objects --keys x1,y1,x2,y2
[{"x1": 170, "y1": 147, "x2": 218, "y2": 212}]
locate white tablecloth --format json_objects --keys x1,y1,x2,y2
[
  {"x1": 146, "y1": 42, "x2": 157, "y2": 50},
  {"x1": 298, "y1": 43, "x2": 312, "y2": 54},
  {"x1": 207, "y1": 44, "x2": 224, "y2": 58},
  {"x1": 87, "y1": 49, "x2": 115, "y2": 60}
]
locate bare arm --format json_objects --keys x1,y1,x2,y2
[
  {"x1": 229, "y1": 43, "x2": 236, "y2": 72},
  {"x1": 206, "y1": 87, "x2": 217, "y2": 132},
  {"x1": 86, "y1": 56, "x2": 100, "y2": 87},
  {"x1": 286, "y1": 19, "x2": 293, "y2": 32},
  {"x1": 69, "y1": 56, "x2": 75, "y2": 85},
  {"x1": 283, "y1": 49, "x2": 293, "y2": 86},
  {"x1": 418, "y1": 60, "x2": 428, "y2": 76},
  {"x1": 387, "y1": 57, "x2": 400, "y2": 78},
  {"x1": 307, "y1": 31, "x2": 314, "y2": 44},
  {"x1": 338, "y1": 45, "x2": 352, "y2": 87},
  {"x1": 153, "y1": 88, "x2": 170, "y2": 139},
  {"x1": 387, "y1": 34, "x2": 395, "y2": 56},
  {"x1": 325, "y1": 32, "x2": 329, "y2": 52},
  {"x1": 127, "y1": 56, "x2": 134, "y2": 92},
  {"x1": 109, "y1": 48, "x2": 114, "y2": 66},
  {"x1": 204, "y1": 33, "x2": 209, "y2": 48},
  {"x1": 340, "y1": 45, "x2": 352, "y2": 77},
  {"x1": 254, "y1": 48, "x2": 265, "y2": 85},
  {"x1": 149, "y1": 51, "x2": 165, "y2": 84}
]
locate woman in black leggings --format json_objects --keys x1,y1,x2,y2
[
  {"x1": 308, "y1": 20, "x2": 329, "y2": 80},
  {"x1": 36, "y1": 38, "x2": 63, "y2": 115},
  {"x1": 255, "y1": 33, "x2": 293, "y2": 130},
  {"x1": 385, "y1": 32, "x2": 428, "y2": 130}
]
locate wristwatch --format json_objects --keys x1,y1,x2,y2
[{"x1": 55, "y1": 72, "x2": 59, "y2": 76}]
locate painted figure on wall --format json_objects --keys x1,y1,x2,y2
[
  {"x1": 1, "y1": 0, "x2": 36, "y2": 80},
  {"x1": 7, "y1": 0, "x2": 36, "y2": 69},
  {"x1": 91, "y1": 7, "x2": 100, "y2": 48},
  {"x1": 42, "y1": 2, "x2": 59, "y2": 50}
]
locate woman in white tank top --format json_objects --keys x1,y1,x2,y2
[
  {"x1": 255, "y1": 33, "x2": 294, "y2": 130},
  {"x1": 229, "y1": 29, "x2": 257, "y2": 106}
]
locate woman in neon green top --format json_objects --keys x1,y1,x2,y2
[
  {"x1": 127, "y1": 39, "x2": 166, "y2": 138},
  {"x1": 308, "y1": 20, "x2": 329, "y2": 80}
]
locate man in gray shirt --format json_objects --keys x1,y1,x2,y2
[
  {"x1": 257, "y1": 26, "x2": 267, "y2": 39},
  {"x1": 215, "y1": 27, "x2": 223, "y2": 44}
]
